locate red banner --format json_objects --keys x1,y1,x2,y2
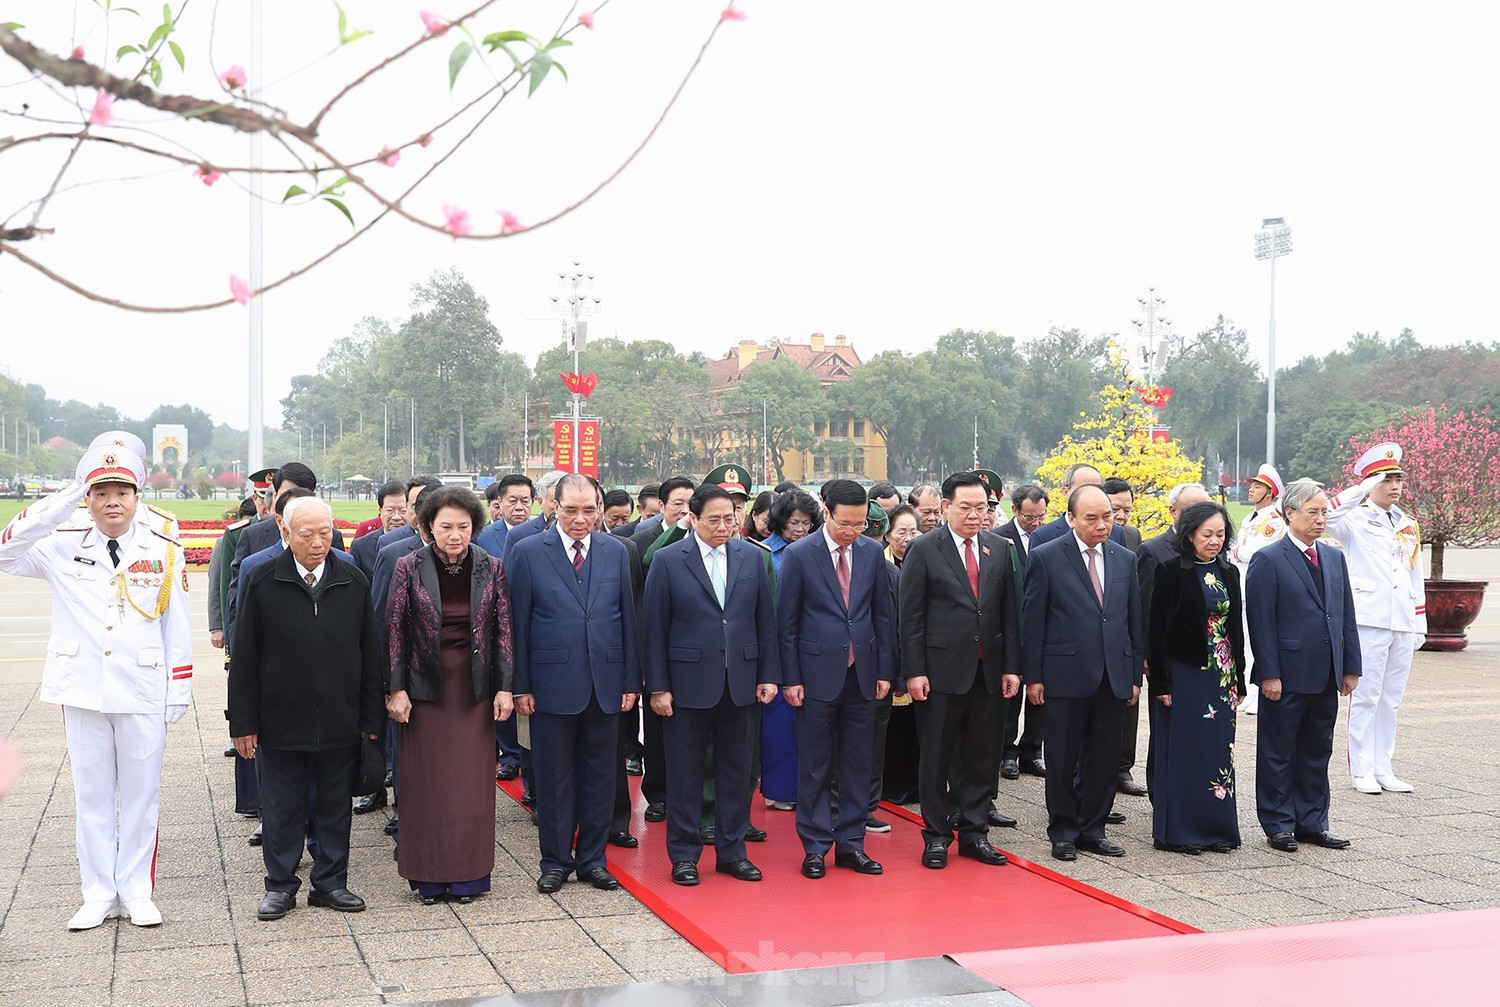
[
  {"x1": 553, "y1": 419, "x2": 600, "y2": 477},
  {"x1": 553, "y1": 420, "x2": 573, "y2": 472}
]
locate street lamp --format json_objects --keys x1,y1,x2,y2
[
  {"x1": 1254, "y1": 218, "x2": 1293, "y2": 465},
  {"x1": 549, "y1": 261, "x2": 602, "y2": 474},
  {"x1": 1130, "y1": 287, "x2": 1172, "y2": 385}
]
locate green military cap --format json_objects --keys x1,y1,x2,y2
[
  {"x1": 864, "y1": 500, "x2": 888, "y2": 538},
  {"x1": 248, "y1": 467, "x2": 279, "y2": 490},
  {"x1": 705, "y1": 463, "x2": 751, "y2": 499},
  {"x1": 972, "y1": 468, "x2": 1003, "y2": 504}
]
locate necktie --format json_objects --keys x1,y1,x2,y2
[
  {"x1": 572, "y1": 540, "x2": 585, "y2": 571},
  {"x1": 710, "y1": 548, "x2": 726, "y2": 608},
  {"x1": 107, "y1": 539, "x2": 120, "y2": 568},
  {"x1": 304, "y1": 573, "x2": 315, "y2": 587},
  {"x1": 964, "y1": 537, "x2": 980, "y2": 600},
  {"x1": 1305, "y1": 545, "x2": 1319, "y2": 568},
  {"x1": 1086, "y1": 547, "x2": 1104, "y2": 607},
  {"x1": 836, "y1": 545, "x2": 851, "y2": 607}
]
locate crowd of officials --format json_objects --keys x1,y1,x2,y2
[{"x1": 0, "y1": 429, "x2": 1426, "y2": 929}]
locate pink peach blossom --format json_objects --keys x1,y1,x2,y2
[
  {"x1": 420, "y1": 11, "x2": 447, "y2": 35},
  {"x1": 70, "y1": 46, "x2": 85, "y2": 59},
  {"x1": 442, "y1": 204, "x2": 472, "y2": 238},
  {"x1": 720, "y1": 4, "x2": 747, "y2": 22},
  {"x1": 196, "y1": 166, "x2": 224, "y2": 187},
  {"x1": 229, "y1": 275, "x2": 253, "y2": 305},
  {"x1": 497, "y1": 209, "x2": 523, "y2": 235},
  {"x1": 377, "y1": 146, "x2": 401, "y2": 167},
  {"x1": 89, "y1": 91, "x2": 113, "y2": 127},
  {"x1": 578, "y1": 12, "x2": 595, "y2": 29},
  {"x1": 220, "y1": 64, "x2": 248, "y2": 89},
  {"x1": 418, "y1": 133, "x2": 434, "y2": 148}
]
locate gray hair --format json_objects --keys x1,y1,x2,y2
[
  {"x1": 1281, "y1": 479, "x2": 1325, "y2": 514},
  {"x1": 282, "y1": 496, "x2": 333, "y2": 530},
  {"x1": 1166, "y1": 482, "x2": 1207, "y2": 508},
  {"x1": 537, "y1": 469, "x2": 569, "y2": 499},
  {"x1": 1062, "y1": 463, "x2": 1102, "y2": 491}
]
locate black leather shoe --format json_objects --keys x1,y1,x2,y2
[
  {"x1": 1267, "y1": 832, "x2": 1299, "y2": 852},
  {"x1": 224, "y1": 744, "x2": 237, "y2": 758},
  {"x1": 1106, "y1": 811, "x2": 1127, "y2": 825},
  {"x1": 454, "y1": 895, "x2": 476, "y2": 904},
  {"x1": 1051, "y1": 841, "x2": 1077, "y2": 861},
  {"x1": 697, "y1": 826, "x2": 717, "y2": 843},
  {"x1": 520, "y1": 789, "x2": 535, "y2": 807},
  {"x1": 745, "y1": 824, "x2": 767, "y2": 843},
  {"x1": 801, "y1": 853, "x2": 826, "y2": 879},
  {"x1": 1295, "y1": 830, "x2": 1351, "y2": 849},
  {"x1": 1205, "y1": 841, "x2": 1239, "y2": 854},
  {"x1": 608, "y1": 831, "x2": 639, "y2": 849},
  {"x1": 384, "y1": 815, "x2": 399, "y2": 836},
  {"x1": 1117, "y1": 775, "x2": 1148, "y2": 797},
  {"x1": 643, "y1": 802, "x2": 666, "y2": 822},
  {"x1": 670, "y1": 861, "x2": 700, "y2": 886},
  {"x1": 353, "y1": 790, "x2": 387, "y2": 814},
  {"x1": 1000, "y1": 756, "x2": 1020, "y2": 780},
  {"x1": 247, "y1": 823, "x2": 263, "y2": 846},
  {"x1": 1153, "y1": 840, "x2": 1201, "y2": 855},
  {"x1": 580, "y1": 867, "x2": 621, "y2": 891},
  {"x1": 715, "y1": 859, "x2": 763, "y2": 882},
  {"x1": 536, "y1": 870, "x2": 567, "y2": 893},
  {"x1": 834, "y1": 851, "x2": 883, "y2": 875},
  {"x1": 959, "y1": 839, "x2": 1008, "y2": 866},
  {"x1": 921, "y1": 841, "x2": 949, "y2": 869},
  {"x1": 987, "y1": 810, "x2": 1018, "y2": 828},
  {"x1": 257, "y1": 891, "x2": 295, "y2": 920},
  {"x1": 383, "y1": 770, "x2": 393, "y2": 788},
  {"x1": 625, "y1": 756, "x2": 644, "y2": 776},
  {"x1": 1021, "y1": 757, "x2": 1047, "y2": 777},
  {"x1": 1077, "y1": 838, "x2": 1126, "y2": 858},
  {"x1": 947, "y1": 812, "x2": 961, "y2": 830},
  {"x1": 496, "y1": 763, "x2": 519, "y2": 781},
  {"x1": 419, "y1": 894, "x2": 441, "y2": 906},
  {"x1": 308, "y1": 888, "x2": 366, "y2": 912}
]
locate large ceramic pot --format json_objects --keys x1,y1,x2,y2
[{"x1": 1421, "y1": 580, "x2": 1488, "y2": 652}]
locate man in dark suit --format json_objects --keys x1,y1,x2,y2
[
  {"x1": 901, "y1": 472, "x2": 1021, "y2": 870},
  {"x1": 629, "y1": 475, "x2": 695, "y2": 560},
  {"x1": 1028, "y1": 464, "x2": 1127, "y2": 550},
  {"x1": 1014, "y1": 485, "x2": 1143, "y2": 862},
  {"x1": 644, "y1": 484, "x2": 780, "y2": 886},
  {"x1": 1246, "y1": 480, "x2": 1361, "y2": 853},
  {"x1": 996, "y1": 484, "x2": 1049, "y2": 780},
  {"x1": 509, "y1": 474, "x2": 641, "y2": 893},
  {"x1": 350, "y1": 480, "x2": 409, "y2": 580},
  {"x1": 779, "y1": 479, "x2": 895, "y2": 879},
  {"x1": 473, "y1": 474, "x2": 534, "y2": 560},
  {"x1": 229, "y1": 462, "x2": 346, "y2": 604},
  {"x1": 611, "y1": 484, "x2": 660, "y2": 540},
  {"x1": 502, "y1": 470, "x2": 567, "y2": 571},
  {"x1": 1101, "y1": 477, "x2": 1144, "y2": 798}
]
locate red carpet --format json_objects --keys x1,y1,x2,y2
[
  {"x1": 500, "y1": 777, "x2": 1192, "y2": 973},
  {"x1": 952, "y1": 908, "x2": 1500, "y2": 1006}
]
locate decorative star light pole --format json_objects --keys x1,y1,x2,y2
[
  {"x1": 1254, "y1": 218, "x2": 1293, "y2": 465},
  {"x1": 550, "y1": 262, "x2": 601, "y2": 474}
]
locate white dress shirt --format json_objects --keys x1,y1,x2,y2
[
  {"x1": 821, "y1": 524, "x2": 851, "y2": 579},
  {"x1": 1073, "y1": 531, "x2": 1104, "y2": 587},
  {"x1": 294, "y1": 558, "x2": 326, "y2": 587},
  {"x1": 558, "y1": 525, "x2": 590, "y2": 562}
]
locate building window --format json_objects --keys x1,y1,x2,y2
[
  {"x1": 853, "y1": 420, "x2": 864, "y2": 439},
  {"x1": 855, "y1": 451, "x2": 866, "y2": 476}
]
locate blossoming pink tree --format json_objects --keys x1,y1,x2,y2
[
  {"x1": 1342, "y1": 404, "x2": 1500, "y2": 580},
  {"x1": 0, "y1": 2, "x2": 747, "y2": 311}
]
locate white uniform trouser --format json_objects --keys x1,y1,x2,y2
[
  {"x1": 1347, "y1": 626, "x2": 1417, "y2": 779},
  {"x1": 63, "y1": 706, "x2": 165, "y2": 904},
  {"x1": 1239, "y1": 607, "x2": 1260, "y2": 714}
]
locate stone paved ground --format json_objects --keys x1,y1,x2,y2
[{"x1": 2, "y1": 557, "x2": 1497, "y2": 1006}]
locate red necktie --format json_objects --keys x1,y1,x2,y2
[
  {"x1": 572, "y1": 540, "x2": 585, "y2": 571},
  {"x1": 1305, "y1": 545, "x2": 1319, "y2": 568},
  {"x1": 964, "y1": 538, "x2": 979, "y2": 599},
  {"x1": 836, "y1": 545, "x2": 851, "y2": 606}
]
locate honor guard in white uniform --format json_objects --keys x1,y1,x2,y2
[
  {"x1": 1327, "y1": 442, "x2": 1425, "y2": 794},
  {"x1": 0, "y1": 446, "x2": 193, "y2": 930},
  {"x1": 85, "y1": 430, "x2": 181, "y2": 539},
  {"x1": 1231, "y1": 464, "x2": 1286, "y2": 715}
]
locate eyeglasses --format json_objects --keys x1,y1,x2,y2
[
  {"x1": 1293, "y1": 508, "x2": 1331, "y2": 518},
  {"x1": 559, "y1": 506, "x2": 600, "y2": 520},
  {"x1": 949, "y1": 503, "x2": 987, "y2": 516},
  {"x1": 786, "y1": 519, "x2": 813, "y2": 532},
  {"x1": 830, "y1": 518, "x2": 871, "y2": 532},
  {"x1": 698, "y1": 515, "x2": 737, "y2": 528}
]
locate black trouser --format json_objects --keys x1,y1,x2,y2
[
  {"x1": 867, "y1": 694, "x2": 893, "y2": 817},
  {"x1": 258, "y1": 743, "x2": 356, "y2": 895},
  {"x1": 917, "y1": 665, "x2": 998, "y2": 846},
  {"x1": 664, "y1": 692, "x2": 755, "y2": 865},
  {"x1": 1119, "y1": 699, "x2": 1141, "y2": 780},
  {"x1": 1256, "y1": 687, "x2": 1337, "y2": 837},
  {"x1": 533, "y1": 698, "x2": 618, "y2": 876},
  {"x1": 1042, "y1": 679, "x2": 1126, "y2": 845}
]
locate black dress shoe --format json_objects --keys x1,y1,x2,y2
[
  {"x1": 1205, "y1": 841, "x2": 1238, "y2": 854},
  {"x1": 1000, "y1": 756, "x2": 1020, "y2": 780},
  {"x1": 520, "y1": 789, "x2": 535, "y2": 807},
  {"x1": 1077, "y1": 838, "x2": 1127, "y2": 858},
  {"x1": 419, "y1": 894, "x2": 442, "y2": 906},
  {"x1": 1021, "y1": 757, "x2": 1047, "y2": 777},
  {"x1": 1106, "y1": 811, "x2": 1127, "y2": 825},
  {"x1": 1153, "y1": 840, "x2": 1201, "y2": 855},
  {"x1": 643, "y1": 802, "x2": 666, "y2": 822},
  {"x1": 608, "y1": 831, "x2": 639, "y2": 849},
  {"x1": 383, "y1": 770, "x2": 393, "y2": 788},
  {"x1": 801, "y1": 852, "x2": 826, "y2": 878},
  {"x1": 921, "y1": 841, "x2": 949, "y2": 869},
  {"x1": 496, "y1": 763, "x2": 519, "y2": 781},
  {"x1": 580, "y1": 867, "x2": 621, "y2": 891},
  {"x1": 834, "y1": 851, "x2": 883, "y2": 875},
  {"x1": 454, "y1": 895, "x2": 476, "y2": 905},
  {"x1": 947, "y1": 812, "x2": 961, "y2": 830},
  {"x1": 384, "y1": 816, "x2": 399, "y2": 836},
  {"x1": 257, "y1": 891, "x2": 295, "y2": 920},
  {"x1": 1051, "y1": 841, "x2": 1077, "y2": 861},
  {"x1": 987, "y1": 810, "x2": 1018, "y2": 828},
  {"x1": 670, "y1": 861, "x2": 700, "y2": 886},
  {"x1": 625, "y1": 756, "x2": 644, "y2": 776},
  {"x1": 745, "y1": 824, "x2": 767, "y2": 843},
  {"x1": 536, "y1": 870, "x2": 567, "y2": 893},
  {"x1": 308, "y1": 888, "x2": 366, "y2": 912},
  {"x1": 1267, "y1": 832, "x2": 1299, "y2": 852},
  {"x1": 715, "y1": 859, "x2": 763, "y2": 881},
  {"x1": 959, "y1": 839, "x2": 1009, "y2": 866},
  {"x1": 353, "y1": 790, "x2": 387, "y2": 814},
  {"x1": 1117, "y1": 775, "x2": 1148, "y2": 797},
  {"x1": 224, "y1": 744, "x2": 237, "y2": 758},
  {"x1": 1295, "y1": 830, "x2": 1351, "y2": 849},
  {"x1": 247, "y1": 824, "x2": 263, "y2": 846},
  {"x1": 697, "y1": 826, "x2": 717, "y2": 843}
]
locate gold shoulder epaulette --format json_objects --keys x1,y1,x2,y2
[
  {"x1": 226, "y1": 518, "x2": 251, "y2": 531},
  {"x1": 149, "y1": 527, "x2": 181, "y2": 546},
  {"x1": 147, "y1": 503, "x2": 178, "y2": 520}
]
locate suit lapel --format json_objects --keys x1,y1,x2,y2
[
  {"x1": 682, "y1": 534, "x2": 719, "y2": 607},
  {"x1": 1282, "y1": 537, "x2": 1325, "y2": 610},
  {"x1": 811, "y1": 535, "x2": 849, "y2": 614},
  {"x1": 937, "y1": 530, "x2": 977, "y2": 604},
  {"x1": 544, "y1": 533, "x2": 587, "y2": 609},
  {"x1": 722, "y1": 540, "x2": 748, "y2": 609},
  {"x1": 584, "y1": 533, "x2": 609, "y2": 610},
  {"x1": 1065, "y1": 540, "x2": 1103, "y2": 610},
  {"x1": 415, "y1": 546, "x2": 442, "y2": 612}
]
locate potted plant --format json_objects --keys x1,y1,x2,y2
[{"x1": 1345, "y1": 405, "x2": 1500, "y2": 651}]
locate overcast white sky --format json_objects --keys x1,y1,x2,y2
[{"x1": 3, "y1": 1, "x2": 1497, "y2": 430}]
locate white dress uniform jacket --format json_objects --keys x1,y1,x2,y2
[{"x1": 1327, "y1": 476, "x2": 1427, "y2": 634}]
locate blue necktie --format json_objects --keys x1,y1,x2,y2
[{"x1": 710, "y1": 548, "x2": 726, "y2": 608}]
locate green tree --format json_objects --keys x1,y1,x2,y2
[
  {"x1": 1017, "y1": 328, "x2": 1112, "y2": 458},
  {"x1": 1289, "y1": 401, "x2": 1403, "y2": 486},
  {"x1": 142, "y1": 404, "x2": 216, "y2": 466},
  {"x1": 1156, "y1": 315, "x2": 1264, "y2": 463},
  {"x1": 725, "y1": 358, "x2": 825, "y2": 482},
  {"x1": 828, "y1": 351, "x2": 941, "y2": 483}
]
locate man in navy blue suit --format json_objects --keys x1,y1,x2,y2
[
  {"x1": 644, "y1": 484, "x2": 779, "y2": 886},
  {"x1": 1015, "y1": 485, "x2": 1143, "y2": 862},
  {"x1": 1027, "y1": 464, "x2": 1127, "y2": 550},
  {"x1": 473, "y1": 474, "x2": 534, "y2": 561},
  {"x1": 1246, "y1": 480, "x2": 1361, "y2": 854},
  {"x1": 349, "y1": 481, "x2": 408, "y2": 580},
  {"x1": 779, "y1": 479, "x2": 895, "y2": 879},
  {"x1": 502, "y1": 470, "x2": 567, "y2": 571},
  {"x1": 509, "y1": 474, "x2": 641, "y2": 894}
]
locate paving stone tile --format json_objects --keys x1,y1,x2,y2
[
  {"x1": 241, "y1": 964, "x2": 380, "y2": 1006},
  {"x1": 367, "y1": 953, "x2": 505, "y2": 991},
  {"x1": 467, "y1": 918, "x2": 595, "y2": 954},
  {"x1": 356, "y1": 927, "x2": 483, "y2": 962},
  {"x1": 114, "y1": 943, "x2": 239, "y2": 981}
]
